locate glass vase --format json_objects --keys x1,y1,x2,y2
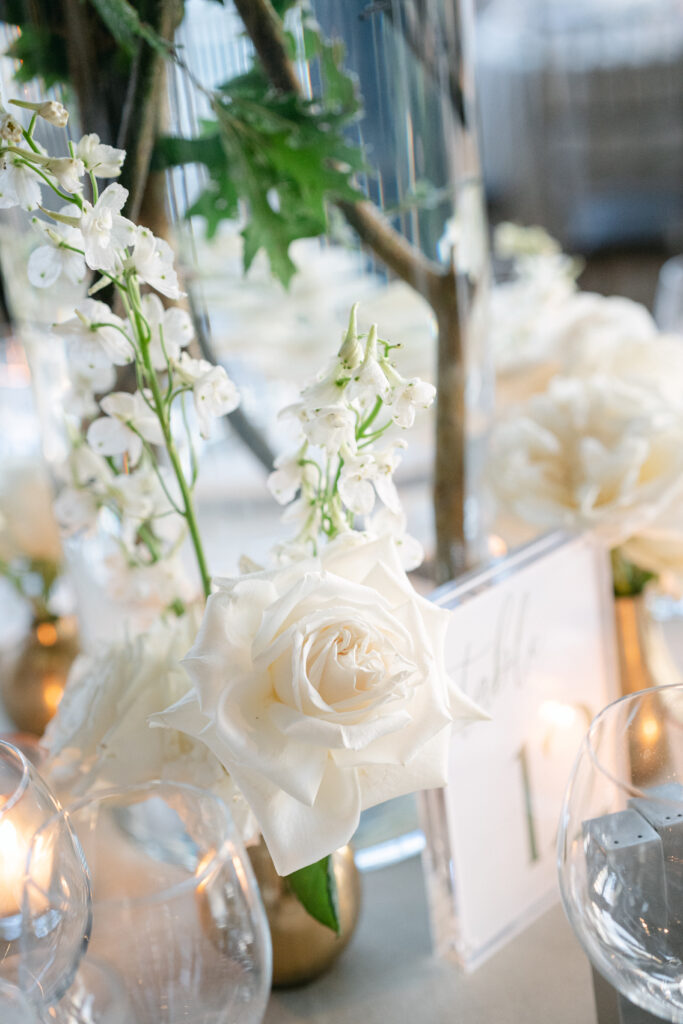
[
  {"x1": 46, "y1": 781, "x2": 272, "y2": 1024},
  {"x1": 167, "y1": 0, "x2": 493, "y2": 584}
]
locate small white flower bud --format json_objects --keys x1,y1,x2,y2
[
  {"x1": 0, "y1": 113, "x2": 23, "y2": 144},
  {"x1": 37, "y1": 101, "x2": 69, "y2": 127}
]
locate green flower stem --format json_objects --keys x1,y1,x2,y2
[
  {"x1": 126, "y1": 277, "x2": 212, "y2": 600},
  {"x1": 137, "y1": 522, "x2": 162, "y2": 563},
  {"x1": 357, "y1": 396, "x2": 382, "y2": 437}
]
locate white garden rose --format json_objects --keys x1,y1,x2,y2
[
  {"x1": 153, "y1": 534, "x2": 484, "y2": 876},
  {"x1": 490, "y1": 375, "x2": 683, "y2": 547}
]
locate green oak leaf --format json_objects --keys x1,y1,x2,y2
[
  {"x1": 286, "y1": 856, "x2": 340, "y2": 933},
  {"x1": 156, "y1": 9, "x2": 363, "y2": 286}
]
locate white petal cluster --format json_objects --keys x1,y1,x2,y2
[
  {"x1": 173, "y1": 352, "x2": 240, "y2": 438},
  {"x1": 128, "y1": 227, "x2": 182, "y2": 299},
  {"x1": 87, "y1": 391, "x2": 164, "y2": 465},
  {"x1": 0, "y1": 152, "x2": 43, "y2": 210},
  {"x1": 54, "y1": 298, "x2": 134, "y2": 375},
  {"x1": 139, "y1": 293, "x2": 194, "y2": 370},
  {"x1": 79, "y1": 183, "x2": 136, "y2": 273},
  {"x1": 28, "y1": 208, "x2": 87, "y2": 288},
  {"x1": 490, "y1": 374, "x2": 683, "y2": 549},
  {"x1": 267, "y1": 305, "x2": 434, "y2": 566},
  {"x1": 75, "y1": 133, "x2": 125, "y2": 178}
]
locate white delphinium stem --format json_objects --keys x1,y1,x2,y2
[
  {"x1": 269, "y1": 304, "x2": 435, "y2": 567},
  {"x1": 2, "y1": 100, "x2": 240, "y2": 604}
]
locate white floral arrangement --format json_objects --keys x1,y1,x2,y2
[
  {"x1": 489, "y1": 226, "x2": 683, "y2": 595},
  {"x1": 491, "y1": 222, "x2": 663, "y2": 410},
  {"x1": 1, "y1": 98, "x2": 484, "y2": 927}
]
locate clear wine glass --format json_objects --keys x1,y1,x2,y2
[
  {"x1": 0, "y1": 740, "x2": 91, "y2": 1017},
  {"x1": 558, "y1": 684, "x2": 683, "y2": 1021},
  {"x1": 47, "y1": 780, "x2": 272, "y2": 1024}
]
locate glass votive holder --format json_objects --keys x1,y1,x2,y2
[
  {"x1": 0, "y1": 740, "x2": 91, "y2": 1013},
  {"x1": 47, "y1": 780, "x2": 272, "y2": 1024}
]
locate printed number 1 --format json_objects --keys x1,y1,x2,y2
[{"x1": 516, "y1": 743, "x2": 540, "y2": 863}]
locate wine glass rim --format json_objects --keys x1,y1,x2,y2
[
  {"x1": 584, "y1": 681, "x2": 683, "y2": 799},
  {"x1": 54, "y1": 779, "x2": 241, "y2": 909},
  {"x1": 0, "y1": 741, "x2": 31, "y2": 818}
]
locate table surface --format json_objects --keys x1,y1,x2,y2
[{"x1": 264, "y1": 854, "x2": 597, "y2": 1024}]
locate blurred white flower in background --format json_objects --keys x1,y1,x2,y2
[
  {"x1": 0, "y1": 461, "x2": 62, "y2": 565},
  {"x1": 489, "y1": 374, "x2": 683, "y2": 549}
]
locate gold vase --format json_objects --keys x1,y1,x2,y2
[
  {"x1": 248, "y1": 841, "x2": 362, "y2": 988},
  {"x1": 2, "y1": 616, "x2": 79, "y2": 736},
  {"x1": 613, "y1": 594, "x2": 677, "y2": 785}
]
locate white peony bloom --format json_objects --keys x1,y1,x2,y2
[
  {"x1": 139, "y1": 293, "x2": 193, "y2": 370},
  {"x1": 44, "y1": 157, "x2": 84, "y2": 194},
  {"x1": 153, "y1": 534, "x2": 485, "y2": 876},
  {"x1": 75, "y1": 133, "x2": 125, "y2": 178},
  {"x1": 489, "y1": 375, "x2": 683, "y2": 548},
  {"x1": 564, "y1": 324, "x2": 683, "y2": 411},
  {"x1": 129, "y1": 227, "x2": 181, "y2": 299},
  {"x1": 54, "y1": 298, "x2": 134, "y2": 375},
  {"x1": 79, "y1": 183, "x2": 136, "y2": 273},
  {"x1": 42, "y1": 612, "x2": 235, "y2": 804},
  {"x1": 0, "y1": 153, "x2": 42, "y2": 210},
  {"x1": 87, "y1": 390, "x2": 163, "y2": 465},
  {"x1": 387, "y1": 377, "x2": 436, "y2": 429}
]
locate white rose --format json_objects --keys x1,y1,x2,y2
[
  {"x1": 489, "y1": 375, "x2": 683, "y2": 547},
  {"x1": 153, "y1": 534, "x2": 484, "y2": 876}
]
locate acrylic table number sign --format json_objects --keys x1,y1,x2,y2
[{"x1": 420, "y1": 532, "x2": 621, "y2": 971}]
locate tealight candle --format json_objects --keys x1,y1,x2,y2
[{"x1": 0, "y1": 813, "x2": 52, "y2": 918}]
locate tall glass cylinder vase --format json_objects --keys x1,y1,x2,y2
[{"x1": 167, "y1": 0, "x2": 493, "y2": 584}]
